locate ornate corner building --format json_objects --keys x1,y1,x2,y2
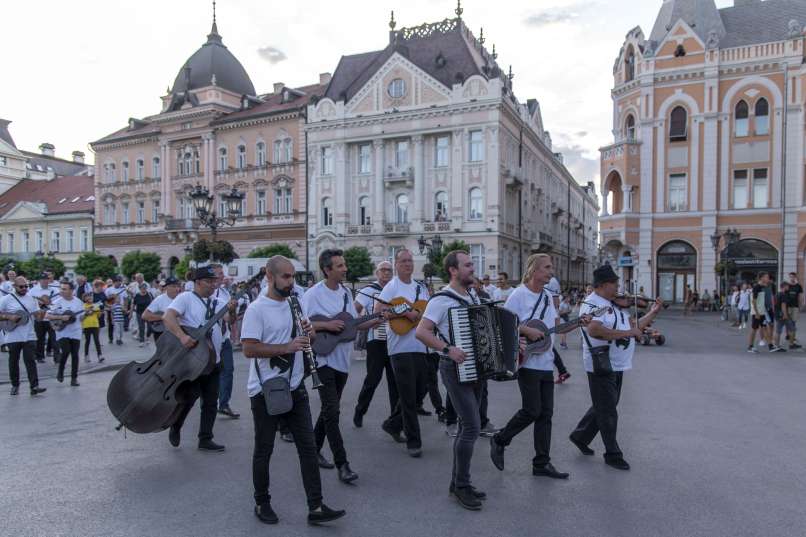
[
  {"x1": 90, "y1": 16, "x2": 325, "y2": 272},
  {"x1": 601, "y1": 0, "x2": 806, "y2": 302},
  {"x1": 306, "y1": 5, "x2": 599, "y2": 285}
]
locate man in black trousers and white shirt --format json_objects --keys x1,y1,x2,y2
[{"x1": 0, "y1": 276, "x2": 47, "y2": 396}]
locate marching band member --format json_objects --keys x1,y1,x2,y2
[
  {"x1": 142, "y1": 277, "x2": 181, "y2": 343},
  {"x1": 47, "y1": 280, "x2": 87, "y2": 387},
  {"x1": 0, "y1": 276, "x2": 47, "y2": 396}
]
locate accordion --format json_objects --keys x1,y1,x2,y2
[
  {"x1": 375, "y1": 320, "x2": 388, "y2": 341},
  {"x1": 447, "y1": 304, "x2": 520, "y2": 384}
]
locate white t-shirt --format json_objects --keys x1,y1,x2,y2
[
  {"x1": 483, "y1": 284, "x2": 498, "y2": 298},
  {"x1": 738, "y1": 289, "x2": 751, "y2": 310},
  {"x1": 50, "y1": 297, "x2": 85, "y2": 341},
  {"x1": 579, "y1": 292, "x2": 635, "y2": 373},
  {"x1": 493, "y1": 286, "x2": 516, "y2": 302},
  {"x1": 167, "y1": 291, "x2": 224, "y2": 363},
  {"x1": 301, "y1": 281, "x2": 357, "y2": 373},
  {"x1": 29, "y1": 283, "x2": 57, "y2": 303},
  {"x1": 0, "y1": 292, "x2": 38, "y2": 343},
  {"x1": 242, "y1": 294, "x2": 305, "y2": 396},
  {"x1": 355, "y1": 283, "x2": 385, "y2": 342},
  {"x1": 146, "y1": 293, "x2": 174, "y2": 314},
  {"x1": 184, "y1": 281, "x2": 194, "y2": 292},
  {"x1": 378, "y1": 277, "x2": 428, "y2": 356},
  {"x1": 1, "y1": 280, "x2": 13, "y2": 294},
  {"x1": 546, "y1": 277, "x2": 561, "y2": 297},
  {"x1": 504, "y1": 285, "x2": 556, "y2": 371},
  {"x1": 422, "y1": 287, "x2": 479, "y2": 347},
  {"x1": 105, "y1": 286, "x2": 128, "y2": 303}
]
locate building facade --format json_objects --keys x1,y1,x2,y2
[
  {"x1": 601, "y1": 0, "x2": 806, "y2": 302},
  {"x1": 306, "y1": 8, "x2": 599, "y2": 285},
  {"x1": 90, "y1": 18, "x2": 324, "y2": 273},
  {"x1": 0, "y1": 175, "x2": 95, "y2": 275}
]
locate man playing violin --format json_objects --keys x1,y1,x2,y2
[
  {"x1": 490, "y1": 254, "x2": 590, "y2": 479},
  {"x1": 569, "y1": 265, "x2": 663, "y2": 470}
]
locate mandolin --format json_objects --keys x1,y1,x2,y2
[
  {"x1": 387, "y1": 297, "x2": 429, "y2": 336},
  {"x1": 0, "y1": 310, "x2": 31, "y2": 332},
  {"x1": 521, "y1": 306, "x2": 610, "y2": 356},
  {"x1": 310, "y1": 303, "x2": 409, "y2": 356},
  {"x1": 50, "y1": 311, "x2": 80, "y2": 331}
]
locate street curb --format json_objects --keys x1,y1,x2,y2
[{"x1": 0, "y1": 361, "x2": 128, "y2": 386}]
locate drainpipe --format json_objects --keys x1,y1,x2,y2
[
  {"x1": 303, "y1": 108, "x2": 310, "y2": 273},
  {"x1": 779, "y1": 65, "x2": 789, "y2": 284}
]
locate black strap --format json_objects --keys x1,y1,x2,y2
[
  {"x1": 527, "y1": 290, "x2": 549, "y2": 321},
  {"x1": 192, "y1": 292, "x2": 214, "y2": 321},
  {"x1": 10, "y1": 294, "x2": 31, "y2": 315},
  {"x1": 342, "y1": 290, "x2": 349, "y2": 312},
  {"x1": 580, "y1": 307, "x2": 619, "y2": 350}
]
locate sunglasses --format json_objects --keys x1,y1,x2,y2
[{"x1": 15, "y1": 285, "x2": 29, "y2": 289}]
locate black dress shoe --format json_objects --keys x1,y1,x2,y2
[
  {"x1": 353, "y1": 409, "x2": 363, "y2": 428},
  {"x1": 605, "y1": 456, "x2": 630, "y2": 470},
  {"x1": 533, "y1": 463, "x2": 569, "y2": 479},
  {"x1": 30, "y1": 386, "x2": 46, "y2": 396},
  {"x1": 217, "y1": 406, "x2": 240, "y2": 419},
  {"x1": 337, "y1": 463, "x2": 358, "y2": 483},
  {"x1": 449, "y1": 483, "x2": 486, "y2": 500},
  {"x1": 169, "y1": 426, "x2": 180, "y2": 447},
  {"x1": 10, "y1": 386, "x2": 19, "y2": 396},
  {"x1": 198, "y1": 439, "x2": 225, "y2": 452},
  {"x1": 407, "y1": 447, "x2": 422, "y2": 458},
  {"x1": 56, "y1": 372, "x2": 64, "y2": 383},
  {"x1": 317, "y1": 452, "x2": 335, "y2": 469},
  {"x1": 489, "y1": 435, "x2": 505, "y2": 471},
  {"x1": 569, "y1": 434, "x2": 595, "y2": 456},
  {"x1": 70, "y1": 380, "x2": 80, "y2": 387},
  {"x1": 280, "y1": 432, "x2": 294, "y2": 443},
  {"x1": 416, "y1": 407, "x2": 432, "y2": 416},
  {"x1": 436, "y1": 408, "x2": 447, "y2": 423},
  {"x1": 254, "y1": 503, "x2": 278, "y2": 524},
  {"x1": 381, "y1": 422, "x2": 406, "y2": 443},
  {"x1": 451, "y1": 485, "x2": 482, "y2": 510},
  {"x1": 308, "y1": 504, "x2": 346, "y2": 525}
]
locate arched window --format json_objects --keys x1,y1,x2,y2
[
  {"x1": 321, "y1": 197, "x2": 333, "y2": 227},
  {"x1": 218, "y1": 147, "x2": 228, "y2": 170},
  {"x1": 105, "y1": 163, "x2": 116, "y2": 183},
  {"x1": 135, "y1": 159, "x2": 144, "y2": 181},
  {"x1": 625, "y1": 114, "x2": 636, "y2": 141},
  {"x1": 755, "y1": 98, "x2": 769, "y2": 135},
  {"x1": 625, "y1": 46, "x2": 635, "y2": 82},
  {"x1": 121, "y1": 161, "x2": 129, "y2": 182},
  {"x1": 237, "y1": 145, "x2": 247, "y2": 170},
  {"x1": 468, "y1": 188, "x2": 483, "y2": 220},
  {"x1": 358, "y1": 196, "x2": 370, "y2": 225},
  {"x1": 674, "y1": 45, "x2": 686, "y2": 57},
  {"x1": 435, "y1": 191, "x2": 448, "y2": 221},
  {"x1": 735, "y1": 100, "x2": 749, "y2": 137},
  {"x1": 256, "y1": 142, "x2": 266, "y2": 167},
  {"x1": 274, "y1": 140, "x2": 283, "y2": 163},
  {"x1": 669, "y1": 106, "x2": 687, "y2": 142},
  {"x1": 194, "y1": 149, "x2": 200, "y2": 174},
  {"x1": 396, "y1": 194, "x2": 409, "y2": 224},
  {"x1": 152, "y1": 156, "x2": 160, "y2": 178}
]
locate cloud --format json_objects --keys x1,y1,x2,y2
[
  {"x1": 257, "y1": 46, "x2": 287, "y2": 64},
  {"x1": 523, "y1": 3, "x2": 590, "y2": 28},
  {"x1": 575, "y1": 131, "x2": 588, "y2": 137},
  {"x1": 554, "y1": 142, "x2": 601, "y2": 185}
]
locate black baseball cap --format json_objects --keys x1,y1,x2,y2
[
  {"x1": 163, "y1": 276, "x2": 179, "y2": 285},
  {"x1": 192, "y1": 266, "x2": 217, "y2": 281}
]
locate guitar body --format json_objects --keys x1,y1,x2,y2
[
  {"x1": 51, "y1": 311, "x2": 78, "y2": 331},
  {"x1": 309, "y1": 312, "x2": 358, "y2": 356},
  {"x1": 388, "y1": 298, "x2": 428, "y2": 336},
  {"x1": 0, "y1": 310, "x2": 31, "y2": 332},
  {"x1": 521, "y1": 319, "x2": 553, "y2": 355}
]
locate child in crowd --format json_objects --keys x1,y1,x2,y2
[
  {"x1": 81, "y1": 293, "x2": 104, "y2": 363},
  {"x1": 111, "y1": 295, "x2": 125, "y2": 345}
]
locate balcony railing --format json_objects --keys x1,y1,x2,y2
[
  {"x1": 384, "y1": 222, "x2": 410, "y2": 234},
  {"x1": 423, "y1": 221, "x2": 451, "y2": 232},
  {"x1": 346, "y1": 225, "x2": 373, "y2": 235},
  {"x1": 165, "y1": 217, "x2": 200, "y2": 230}
]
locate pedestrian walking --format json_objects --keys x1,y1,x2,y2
[
  {"x1": 81, "y1": 293, "x2": 103, "y2": 363},
  {"x1": 0, "y1": 276, "x2": 47, "y2": 396},
  {"x1": 785, "y1": 272, "x2": 802, "y2": 349},
  {"x1": 132, "y1": 284, "x2": 153, "y2": 347}
]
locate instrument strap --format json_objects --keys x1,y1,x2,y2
[
  {"x1": 580, "y1": 307, "x2": 619, "y2": 350},
  {"x1": 215, "y1": 288, "x2": 228, "y2": 336},
  {"x1": 256, "y1": 303, "x2": 297, "y2": 375},
  {"x1": 528, "y1": 290, "x2": 550, "y2": 321},
  {"x1": 192, "y1": 292, "x2": 214, "y2": 322},
  {"x1": 341, "y1": 288, "x2": 350, "y2": 312},
  {"x1": 9, "y1": 294, "x2": 31, "y2": 316},
  {"x1": 430, "y1": 289, "x2": 480, "y2": 346}
]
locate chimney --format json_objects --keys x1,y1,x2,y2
[
  {"x1": 39, "y1": 143, "x2": 55, "y2": 157},
  {"x1": 319, "y1": 72, "x2": 332, "y2": 85},
  {"x1": 273, "y1": 82, "x2": 285, "y2": 94},
  {"x1": 72, "y1": 151, "x2": 85, "y2": 164}
]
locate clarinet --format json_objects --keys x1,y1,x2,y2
[{"x1": 288, "y1": 294, "x2": 323, "y2": 390}]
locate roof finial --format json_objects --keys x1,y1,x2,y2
[
  {"x1": 389, "y1": 10, "x2": 396, "y2": 30},
  {"x1": 479, "y1": 27, "x2": 485, "y2": 45},
  {"x1": 508, "y1": 65, "x2": 514, "y2": 81},
  {"x1": 455, "y1": 0, "x2": 463, "y2": 19},
  {"x1": 491, "y1": 43, "x2": 498, "y2": 60}
]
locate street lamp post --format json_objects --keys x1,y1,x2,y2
[
  {"x1": 189, "y1": 184, "x2": 244, "y2": 260},
  {"x1": 417, "y1": 234, "x2": 444, "y2": 285},
  {"x1": 711, "y1": 228, "x2": 742, "y2": 299}
]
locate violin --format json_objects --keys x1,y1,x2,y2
[
  {"x1": 611, "y1": 294, "x2": 668, "y2": 309},
  {"x1": 106, "y1": 269, "x2": 265, "y2": 434}
]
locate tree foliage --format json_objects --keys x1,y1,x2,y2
[
  {"x1": 429, "y1": 240, "x2": 470, "y2": 281},
  {"x1": 19, "y1": 256, "x2": 66, "y2": 279},
  {"x1": 121, "y1": 250, "x2": 162, "y2": 281},
  {"x1": 75, "y1": 252, "x2": 118, "y2": 281},
  {"x1": 174, "y1": 255, "x2": 194, "y2": 280},
  {"x1": 344, "y1": 246, "x2": 374, "y2": 285},
  {"x1": 248, "y1": 244, "x2": 297, "y2": 259},
  {"x1": 192, "y1": 239, "x2": 237, "y2": 264}
]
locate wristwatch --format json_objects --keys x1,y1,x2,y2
[{"x1": 442, "y1": 345, "x2": 451, "y2": 355}]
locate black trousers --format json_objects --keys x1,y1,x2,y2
[
  {"x1": 106, "y1": 310, "x2": 115, "y2": 343},
  {"x1": 34, "y1": 320, "x2": 58, "y2": 360},
  {"x1": 553, "y1": 348, "x2": 568, "y2": 376},
  {"x1": 83, "y1": 327, "x2": 101, "y2": 357},
  {"x1": 355, "y1": 339, "x2": 398, "y2": 419},
  {"x1": 571, "y1": 371, "x2": 624, "y2": 459},
  {"x1": 314, "y1": 365, "x2": 349, "y2": 467},
  {"x1": 58, "y1": 338, "x2": 81, "y2": 381},
  {"x1": 385, "y1": 352, "x2": 427, "y2": 449},
  {"x1": 251, "y1": 387, "x2": 322, "y2": 510},
  {"x1": 417, "y1": 353, "x2": 444, "y2": 412},
  {"x1": 7, "y1": 341, "x2": 39, "y2": 388},
  {"x1": 496, "y1": 369, "x2": 555, "y2": 467},
  {"x1": 171, "y1": 363, "x2": 221, "y2": 441}
]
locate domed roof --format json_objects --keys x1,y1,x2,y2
[{"x1": 172, "y1": 22, "x2": 256, "y2": 97}]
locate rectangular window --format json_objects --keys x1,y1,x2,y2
[
  {"x1": 274, "y1": 141, "x2": 283, "y2": 163},
  {"x1": 470, "y1": 244, "x2": 485, "y2": 273},
  {"x1": 152, "y1": 157, "x2": 160, "y2": 178},
  {"x1": 257, "y1": 191, "x2": 266, "y2": 214},
  {"x1": 733, "y1": 169, "x2": 748, "y2": 209},
  {"x1": 0, "y1": 156, "x2": 6, "y2": 166},
  {"x1": 122, "y1": 162, "x2": 129, "y2": 182},
  {"x1": 7, "y1": 233, "x2": 14, "y2": 253},
  {"x1": 136, "y1": 201, "x2": 145, "y2": 224},
  {"x1": 395, "y1": 141, "x2": 409, "y2": 169},
  {"x1": 66, "y1": 229, "x2": 74, "y2": 252},
  {"x1": 136, "y1": 160, "x2": 144, "y2": 181},
  {"x1": 36, "y1": 230, "x2": 44, "y2": 251},
  {"x1": 321, "y1": 147, "x2": 333, "y2": 175},
  {"x1": 23, "y1": 231, "x2": 30, "y2": 253},
  {"x1": 218, "y1": 199, "x2": 227, "y2": 219},
  {"x1": 81, "y1": 229, "x2": 89, "y2": 251},
  {"x1": 152, "y1": 200, "x2": 159, "y2": 223},
  {"x1": 284, "y1": 141, "x2": 293, "y2": 162},
  {"x1": 735, "y1": 116, "x2": 749, "y2": 138},
  {"x1": 51, "y1": 231, "x2": 60, "y2": 253},
  {"x1": 274, "y1": 188, "x2": 292, "y2": 214},
  {"x1": 358, "y1": 144, "x2": 371, "y2": 174},
  {"x1": 283, "y1": 189, "x2": 292, "y2": 213},
  {"x1": 435, "y1": 136, "x2": 449, "y2": 167},
  {"x1": 753, "y1": 168, "x2": 768, "y2": 208},
  {"x1": 122, "y1": 202, "x2": 130, "y2": 225},
  {"x1": 756, "y1": 115, "x2": 769, "y2": 136},
  {"x1": 668, "y1": 173, "x2": 687, "y2": 212},
  {"x1": 469, "y1": 130, "x2": 484, "y2": 162},
  {"x1": 218, "y1": 150, "x2": 227, "y2": 171}
]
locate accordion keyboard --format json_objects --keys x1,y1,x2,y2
[{"x1": 449, "y1": 307, "x2": 478, "y2": 383}]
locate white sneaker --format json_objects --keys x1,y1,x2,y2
[{"x1": 759, "y1": 340, "x2": 767, "y2": 347}]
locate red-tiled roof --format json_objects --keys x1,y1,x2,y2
[
  {"x1": 0, "y1": 176, "x2": 95, "y2": 219},
  {"x1": 213, "y1": 82, "x2": 328, "y2": 125}
]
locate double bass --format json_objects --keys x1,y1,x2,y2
[{"x1": 106, "y1": 270, "x2": 264, "y2": 434}]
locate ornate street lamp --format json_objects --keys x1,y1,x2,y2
[
  {"x1": 189, "y1": 184, "x2": 244, "y2": 243},
  {"x1": 417, "y1": 234, "x2": 443, "y2": 256}
]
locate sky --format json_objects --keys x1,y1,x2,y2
[{"x1": 0, "y1": 0, "x2": 734, "y2": 185}]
